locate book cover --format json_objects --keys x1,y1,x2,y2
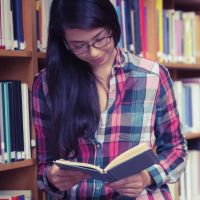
[{"x1": 54, "y1": 143, "x2": 158, "y2": 182}]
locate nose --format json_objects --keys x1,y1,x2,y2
[{"x1": 88, "y1": 46, "x2": 100, "y2": 57}]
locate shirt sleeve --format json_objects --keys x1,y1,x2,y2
[
  {"x1": 32, "y1": 70, "x2": 64, "y2": 198},
  {"x1": 146, "y1": 64, "x2": 188, "y2": 190}
]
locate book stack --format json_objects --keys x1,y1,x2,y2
[
  {"x1": 107, "y1": 0, "x2": 200, "y2": 64},
  {"x1": 173, "y1": 78, "x2": 200, "y2": 134},
  {"x1": 0, "y1": 0, "x2": 25, "y2": 50},
  {"x1": 0, "y1": 80, "x2": 32, "y2": 163}
]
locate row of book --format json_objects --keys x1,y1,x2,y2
[
  {"x1": 158, "y1": 9, "x2": 200, "y2": 64},
  {"x1": 110, "y1": 0, "x2": 145, "y2": 56},
  {"x1": 110, "y1": 0, "x2": 200, "y2": 64},
  {"x1": 0, "y1": 80, "x2": 32, "y2": 163},
  {"x1": 173, "y1": 78, "x2": 200, "y2": 134},
  {"x1": 2, "y1": 0, "x2": 200, "y2": 65},
  {"x1": 0, "y1": 0, "x2": 25, "y2": 50},
  {"x1": 0, "y1": 190, "x2": 31, "y2": 200},
  {"x1": 168, "y1": 150, "x2": 200, "y2": 200}
]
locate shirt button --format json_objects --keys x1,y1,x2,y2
[{"x1": 96, "y1": 144, "x2": 101, "y2": 148}]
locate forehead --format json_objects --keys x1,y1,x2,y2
[{"x1": 64, "y1": 28, "x2": 106, "y2": 42}]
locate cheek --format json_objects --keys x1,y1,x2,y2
[{"x1": 75, "y1": 54, "x2": 87, "y2": 61}]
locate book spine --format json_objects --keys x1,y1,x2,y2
[{"x1": 102, "y1": 172, "x2": 117, "y2": 183}]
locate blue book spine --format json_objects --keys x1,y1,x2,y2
[
  {"x1": 3, "y1": 83, "x2": 11, "y2": 163},
  {"x1": 132, "y1": 0, "x2": 142, "y2": 55},
  {"x1": 184, "y1": 85, "x2": 193, "y2": 128},
  {"x1": 163, "y1": 10, "x2": 167, "y2": 60},
  {"x1": 124, "y1": 0, "x2": 132, "y2": 52}
]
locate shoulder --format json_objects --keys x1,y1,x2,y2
[
  {"x1": 33, "y1": 68, "x2": 48, "y2": 96},
  {"x1": 123, "y1": 51, "x2": 169, "y2": 79},
  {"x1": 128, "y1": 53, "x2": 158, "y2": 75}
]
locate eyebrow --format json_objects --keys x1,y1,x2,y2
[{"x1": 69, "y1": 29, "x2": 107, "y2": 43}]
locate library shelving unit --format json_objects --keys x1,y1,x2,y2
[
  {"x1": 145, "y1": 0, "x2": 200, "y2": 141},
  {"x1": 0, "y1": 0, "x2": 200, "y2": 200},
  {"x1": 0, "y1": 1, "x2": 39, "y2": 199}
]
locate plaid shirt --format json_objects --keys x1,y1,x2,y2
[{"x1": 32, "y1": 48, "x2": 187, "y2": 200}]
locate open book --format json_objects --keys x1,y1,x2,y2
[{"x1": 54, "y1": 143, "x2": 158, "y2": 182}]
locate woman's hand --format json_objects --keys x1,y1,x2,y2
[
  {"x1": 105, "y1": 170, "x2": 153, "y2": 197},
  {"x1": 47, "y1": 164, "x2": 88, "y2": 191}
]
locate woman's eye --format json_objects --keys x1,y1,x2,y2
[{"x1": 75, "y1": 44, "x2": 87, "y2": 49}]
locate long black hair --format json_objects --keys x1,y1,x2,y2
[{"x1": 46, "y1": 0, "x2": 121, "y2": 159}]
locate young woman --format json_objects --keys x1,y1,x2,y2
[{"x1": 32, "y1": 0, "x2": 187, "y2": 199}]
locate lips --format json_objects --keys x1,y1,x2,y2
[{"x1": 91, "y1": 57, "x2": 104, "y2": 63}]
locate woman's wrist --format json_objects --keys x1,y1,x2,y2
[
  {"x1": 143, "y1": 170, "x2": 154, "y2": 187},
  {"x1": 44, "y1": 166, "x2": 60, "y2": 192}
]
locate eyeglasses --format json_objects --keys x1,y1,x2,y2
[{"x1": 64, "y1": 35, "x2": 112, "y2": 55}]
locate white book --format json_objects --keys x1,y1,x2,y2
[
  {"x1": 190, "y1": 83, "x2": 200, "y2": 131},
  {"x1": 173, "y1": 81, "x2": 183, "y2": 123},
  {"x1": 109, "y1": 0, "x2": 116, "y2": 7},
  {"x1": 182, "y1": 12, "x2": 196, "y2": 64},
  {"x1": 3, "y1": 0, "x2": 12, "y2": 50},
  {"x1": 1, "y1": 0, "x2": 5, "y2": 48},
  {"x1": 41, "y1": 0, "x2": 52, "y2": 50},
  {"x1": 189, "y1": 151, "x2": 200, "y2": 200},
  {"x1": 130, "y1": 9, "x2": 135, "y2": 53},
  {"x1": 185, "y1": 151, "x2": 192, "y2": 200},
  {"x1": 9, "y1": 3, "x2": 15, "y2": 50},
  {"x1": 21, "y1": 83, "x2": 31, "y2": 159},
  {"x1": 179, "y1": 173, "x2": 186, "y2": 200}
]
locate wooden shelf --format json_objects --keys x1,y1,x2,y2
[
  {"x1": 37, "y1": 52, "x2": 46, "y2": 59},
  {"x1": 185, "y1": 132, "x2": 200, "y2": 140},
  {"x1": 163, "y1": 62, "x2": 200, "y2": 70},
  {"x1": 0, "y1": 50, "x2": 32, "y2": 58},
  {"x1": 175, "y1": 0, "x2": 200, "y2": 5},
  {"x1": 0, "y1": 159, "x2": 36, "y2": 172}
]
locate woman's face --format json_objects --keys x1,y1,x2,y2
[{"x1": 64, "y1": 28, "x2": 116, "y2": 69}]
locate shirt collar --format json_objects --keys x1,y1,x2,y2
[{"x1": 112, "y1": 47, "x2": 129, "y2": 74}]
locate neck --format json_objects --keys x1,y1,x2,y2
[{"x1": 93, "y1": 48, "x2": 117, "y2": 84}]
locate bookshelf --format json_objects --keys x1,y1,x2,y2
[
  {"x1": 0, "y1": 0, "x2": 39, "y2": 199},
  {"x1": 142, "y1": 0, "x2": 200, "y2": 141},
  {"x1": 0, "y1": 0, "x2": 200, "y2": 200}
]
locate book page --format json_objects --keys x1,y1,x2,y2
[
  {"x1": 105, "y1": 143, "x2": 149, "y2": 171},
  {"x1": 55, "y1": 159, "x2": 103, "y2": 171}
]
